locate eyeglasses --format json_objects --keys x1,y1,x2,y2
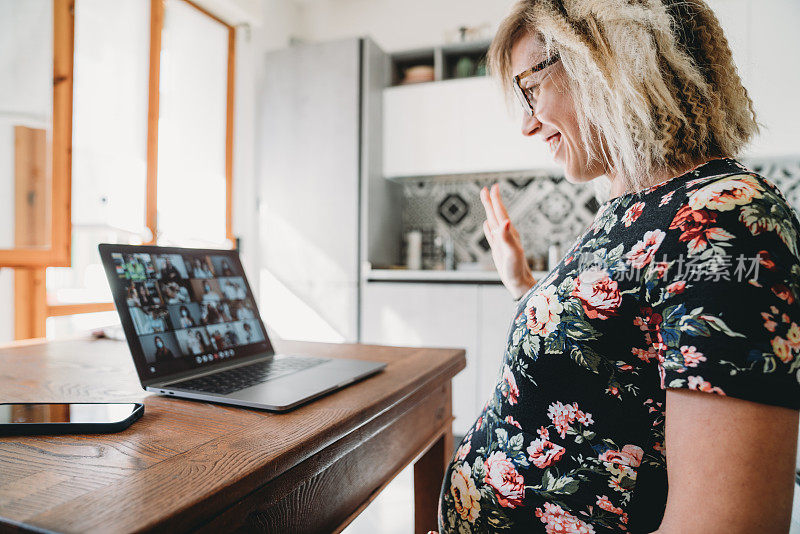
[{"x1": 512, "y1": 54, "x2": 560, "y2": 117}]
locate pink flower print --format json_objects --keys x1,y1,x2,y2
[
  {"x1": 599, "y1": 444, "x2": 643, "y2": 469},
  {"x1": 687, "y1": 375, "x2": 726, "y2": 395},
  {"x1": 596, "y1": 495, "x2": 624, "y2": 515},
  {"x1": 505, "y1": 415, "x2": 522, "y2": 429},
  {"x1": 501, "y1": 365, "x2": 520, "y2": 405},
  {"x1": 666, "y1": 281, "x2": 685, "y2": 294},
  {"x1": 547, "y1": 401, "x2": 593, "y2": 438},
  {"x1": 527, "y1": 438, "x2": 566, "y2": 468},
  {"x1": 680, "y1": 345, "x2": 706, "y2": 367},
  {"x1": 622, "y1": 202, "x2": 645, "y2": 227},
  {"x1": 625, "y1": 229, "x2": 665, "y2": 269},
  {"x1": 484, "y1": 451, "x2": 525, "y2": 508},
  {"x1": 534, "y1": 502, "x2": 596, "y2": 534},
  {"x1": 571, "y1": 269, "x2": 621, "y2": 320},
  {"x1": 455, "y1": 439, "x2": 471, "y2": 461}
]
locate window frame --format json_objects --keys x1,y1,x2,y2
[
  {"x1": 146, "y1": 0, "x2": 236, "y2": 246},
  {"x1": 0, "y1": 0, "x2": 74, "y2": 268},
  {"x1": 12, "y1": 0, "x2": 237, "y2": 339}
]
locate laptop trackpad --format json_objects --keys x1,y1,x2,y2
[{"x1": 228, "y1": 358, "x2": 383, "y2": 410}]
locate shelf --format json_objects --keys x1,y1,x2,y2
[
  {"x1": 366, "y1": 268, "x2": 551, "y2": 284},
  {"x1": 390, "y1": 48, "x2": 435, "y2": 86},
  {"x1": 389, "y1": 39, "x2": 491, "y2": 86},
  {"x1": 367, "y1": 268, "x2": 500, "y2": 283},
  {"x1": 384, "y1": 167, "x2": 563, "y2": 183}
]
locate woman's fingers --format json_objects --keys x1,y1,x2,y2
[
  {"x1": 480, "y1": 185, "x2": 500, "y2": 229},
  {"x1": 500, "y1": 219, "x2": 513, "y2": 243},
  {"x1": 483, "y1": 219, "x2": 494, "y2": 247},
  {"x1": 490, "y1": 183, "x2": 511, "y2": 224}
]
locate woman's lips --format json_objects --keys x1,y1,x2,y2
[{"x1": 547, "y1": 132, "x2": 562, "y2": 156}]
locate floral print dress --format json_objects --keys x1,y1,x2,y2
[{"x1": 438, "y1": 158, "x2": 800, "y2": 533}]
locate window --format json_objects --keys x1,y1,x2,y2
[
  {"x1": 3, "y1": 0, "x2": 237, "y2": 341},
  {"x1": 155, "y1": 0, "x2": 233, "y2": 248}
]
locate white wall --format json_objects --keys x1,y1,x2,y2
[{"x1": 292, "y1": 0, "x2": 515, "y2": 51}]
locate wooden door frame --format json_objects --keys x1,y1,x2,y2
[{"x1": 0, "y1": 0, "x2": 73, "y2": 268}]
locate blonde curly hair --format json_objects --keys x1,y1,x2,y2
[{"x1": 488, "y1": 0, "x2": 760, "y2": 193}]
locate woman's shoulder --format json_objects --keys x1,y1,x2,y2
[{"x1": 654, "y1": 159, "x2": 800, "y2": 263}]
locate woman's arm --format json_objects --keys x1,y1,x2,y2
[{"x1": 654, "y1": 389, "x2": 798, "y2": 533}]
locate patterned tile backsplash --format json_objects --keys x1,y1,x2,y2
[{"x1": 400, "y1": 157, "x2": 800, "y2": 267}]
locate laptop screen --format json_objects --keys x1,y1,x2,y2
[{"x1": 100, "y1": 245, "x2": 273, "y2": 381}]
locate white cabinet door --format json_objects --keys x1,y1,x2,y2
[
  {"x1": 738, "y1": 0, "x2": 800, "y2": 157},
  {"x1": 477, "y1": 284, "x2": 517, "y2": 408},
  {"x1": 383, "y1": 77, "x2": 561, "y2": 178},
  {"x1": 361, "y1": 282, "x2": 480, "y2": 434}
]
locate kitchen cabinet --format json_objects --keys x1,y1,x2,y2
[
  {"x1": 383, "y1": 76, "x2": 561, "y2": 178},
  {"x1": 361, "y1": 282, "x2": 480, "y2": 435},
  {"x1": 477, "y1": 284, "x2": 517, "y2": 405},
  {"x1": 361, "y1": 281, "x2": 517, "y2": 435}
]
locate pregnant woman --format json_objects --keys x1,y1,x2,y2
[{"x1": 438, "y1": 1, "x2": 800, "y2": 533}]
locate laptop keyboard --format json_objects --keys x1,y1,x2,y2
[{"x1": 170, "y1": 356, "x2": 329, "y2": 395}]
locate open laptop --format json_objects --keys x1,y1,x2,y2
[{"x1": 98, "y1": 244, "x2": 385, "y2": 411}]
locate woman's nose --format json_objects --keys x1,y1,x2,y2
[{"x1": 521, "y1": 112, "x2": 541, "y2": 137}]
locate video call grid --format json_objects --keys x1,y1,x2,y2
[{"x1": 111, "y1": 252, "x2": 265, "y2": 366}]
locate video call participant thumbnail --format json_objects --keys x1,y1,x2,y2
[
  {"x1": 186, "y1": 256, "x2": 215, "y2": 279},
  {"x1": 236, "y1": 320, "x2": 265, "y2": 345},
  {"x1": 206, "y1": 326, "x2": 235, "y2": 351},
  {"x1": 168, "y1": 302, "x2": 202, "y2": 329},
  {"x1": 160, "y1": 280, "x2": 192, "y2": 305},
  {"x1": 111, "y1": 252, "x2": 156, "y2": 282},
  {"x1": 210, "y1": 256, "x2": 238, "y2": 277},
  {"x1": 200, "y1": 302, "x2": 232, "y2": 325},
  {"x1": 130, "y1": 306, "x2": 173, "y2": 335},
  {"x1": 176, "y1": 327, "x2": 214, "y2": 356},
  {"x1": 192, "y1": 279, "x2": 223, "y2": 303},
  {"x1": 141, "y1": 332, "x2": 183, "y2": 364},
  {"x1": 230, "y1": 300, "x2": 256, "y2": 321},
  {"x1": 219, "y1": 277, "x2": 248, "y2": 300},
  {"x1": 126, "y1": 280, "x2": 163, "y2": 308},
  {"x1": 154, "y1": 254, "x2": 189, "y2": 281}
]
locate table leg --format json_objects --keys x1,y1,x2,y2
[{"x1": 414, "y1": 427, "x2": 453, "y2": 534}]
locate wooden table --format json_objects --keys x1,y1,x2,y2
[{"x1": 0, "y1": 337, "x2": 465, "y2": 533}]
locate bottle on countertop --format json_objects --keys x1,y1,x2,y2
[
  {"x1": 443, "y1": 234, "x2": 456, "y2": 270},
  {"x1": 547, "y1": 243, "x2": 561, "y2": 271},
  {"x1": 405, "y1": 230, "x2": 422, "y2": 270}
]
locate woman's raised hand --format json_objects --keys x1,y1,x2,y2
[{"x1": 480, "y1": 183, "x2": 536, "y2": 300}]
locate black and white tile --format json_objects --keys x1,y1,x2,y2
[{"x1": 400, "y1": 158, "x2": 800, "y2": 266}]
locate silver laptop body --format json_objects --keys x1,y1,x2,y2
[{"x1": 99, "y1": 244, "x2": 385, "y2": 411}]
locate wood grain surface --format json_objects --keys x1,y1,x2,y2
[{"x1": 0, "y1": 337, "x2": 465, "y2": 533}]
